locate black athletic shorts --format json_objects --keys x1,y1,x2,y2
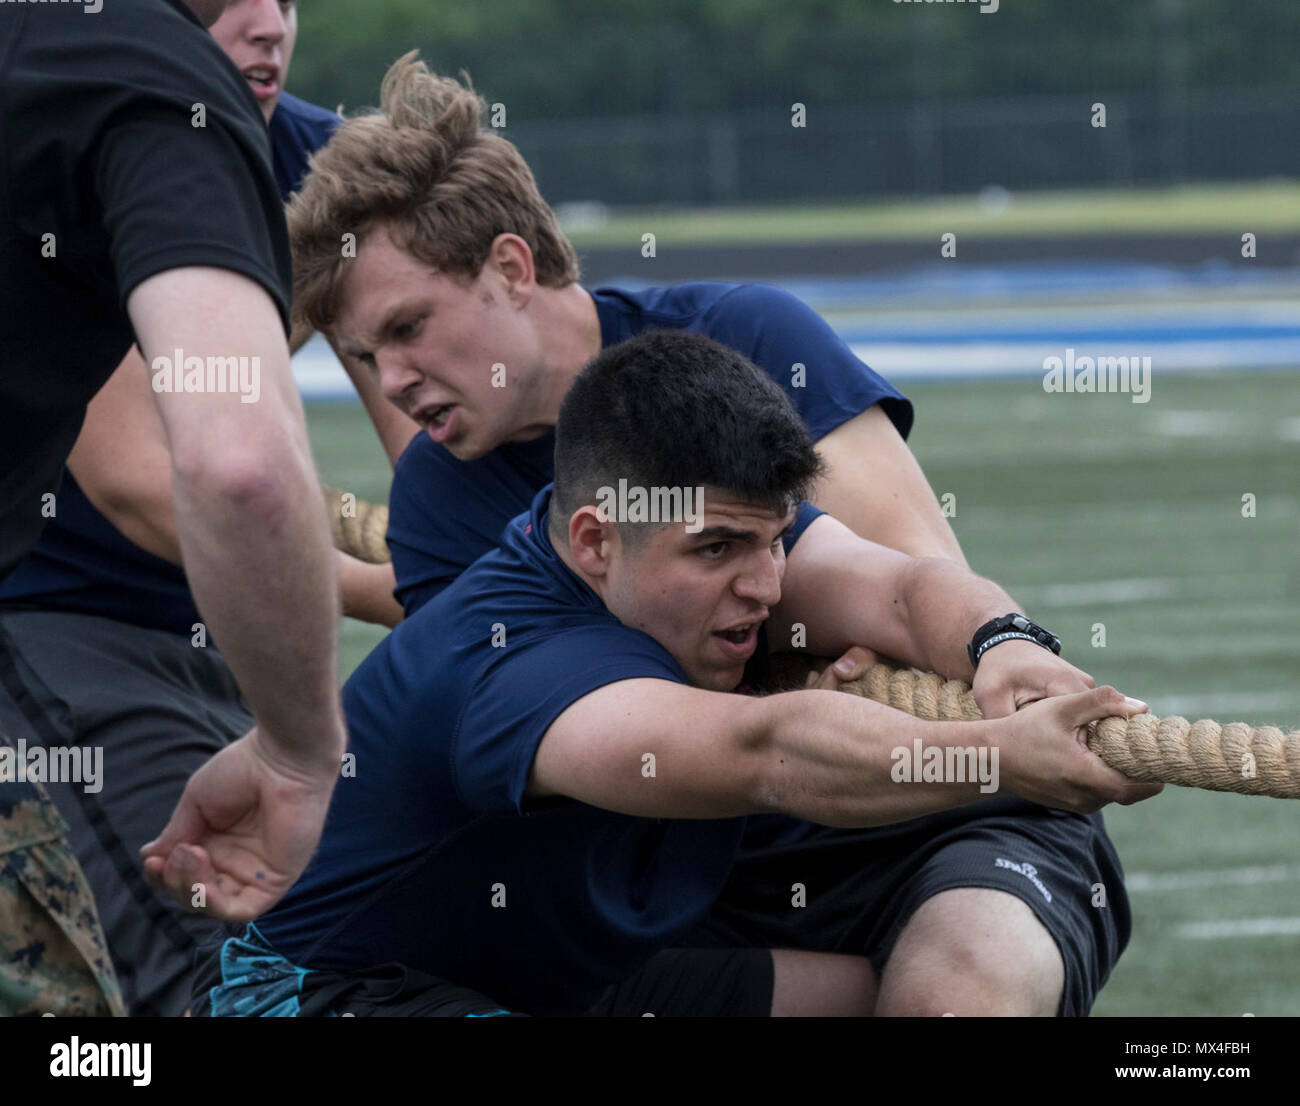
[{"x1": 673, "y1": 797, "x2": 1130, "y2": 1016}]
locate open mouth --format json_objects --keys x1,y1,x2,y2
[
  {"x1": 713, "y1": 622, "x2": 760, "y2": 658},
  {"x1": 416, "y1": 403, "x2": 459, "y2": 444},
  {"x1": 242, "y1": 65, "x2": 280, "y2": 100}
]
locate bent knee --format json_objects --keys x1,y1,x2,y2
[{"x1": 875, "y1": 888, "x2": 1065, "y2": 1016}]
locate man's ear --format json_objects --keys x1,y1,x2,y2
[
  {"x1": 487, "y1": 233, "x2": 536, "y2": 307},
  {"x1": 567, "y1": 505, "x2": 615, "y2": 578}
]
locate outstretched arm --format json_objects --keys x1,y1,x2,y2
[{"x1": 528, "y1": 677, "x2": 1158, "y2": 825}]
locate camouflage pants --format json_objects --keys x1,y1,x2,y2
[{"x1": 0, "y1": 731, "x2": 123, "y2": 1017}]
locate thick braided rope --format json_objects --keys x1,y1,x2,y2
[
  {"x1": 322, "y1": 488, "x2": 391, "y2": 564},
  {"x1": 767, "y1": 657, "x2": 1300, "y2": 799}
]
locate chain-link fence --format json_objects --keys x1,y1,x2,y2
[{"x1": 507, "y1": 85, "x2": 1298, "y2": 207}]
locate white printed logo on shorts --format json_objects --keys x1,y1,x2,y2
[{"x1": 994, "y1": 857, "x2": 1052, "y2": 903}]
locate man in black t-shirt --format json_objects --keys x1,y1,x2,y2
[{"x1": 0, "y1": 0, "x2": 346, "y2": 1014}]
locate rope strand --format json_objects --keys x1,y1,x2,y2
[
  {"x1": 322, "y1": 488, "x2": 390, "y2": 564},
  {"x1": 765, "y1": 656, "x2": 1300, "y2": 799}
]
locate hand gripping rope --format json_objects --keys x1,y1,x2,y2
[
  {"x1": 322, "y1": 493, "x2": 1300, "y2": 799},
  {"x1": 764, "y1": 655, "x2": 1300, "y2": 800}
]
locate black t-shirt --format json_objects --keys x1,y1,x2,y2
[{"x1": 0, "y1": 0, "x2": 291, "y2": 581}]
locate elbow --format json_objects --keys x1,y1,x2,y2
[{"x1": 171, "y1": 451, "x2": 302, "y2": 524}]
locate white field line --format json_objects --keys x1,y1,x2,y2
[
  {"x1": 1129, "y1": 867, "x2": 1300, "y2": 941},
  {"x1": 1126, "y1": 864, "x2": 1300, "y2": 893},
  {"x1": 822, "y1": 301, "x2": 1300, "y2": 332},
  {"x1": 1150, "y1": 691, "x2": 1300, "y2": 718},
  {"x1": 1009, "y1": 572, "x2": 1294, "y2": 608},
  {"x1": 1173, "y1": 918, "x2": 1300, "y2": 939},
  {"x1": 1148, "y1": 410, "x2": 1249, "y2": 437},
  {"x1": 1149, "y1": 409, "x2": 1300, "y2": 441},
  {"x1": 1011, "y1": 577, "x2": 1182, "y2": 606}
]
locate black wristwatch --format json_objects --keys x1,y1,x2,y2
[{"x1": 967, "y1": 613, "x2": 1061, "y2": 670}]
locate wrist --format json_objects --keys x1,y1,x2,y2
[
  {"x1": 250, "y1": 714, "x2": 347, "y2": 783},
  {"x1": 967, "y1": 613, "x2": 1060, "y2": 670}
]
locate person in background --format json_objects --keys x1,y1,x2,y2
[{"x1": 0, "y1": 0, "x2": 380, "y2": 1016}]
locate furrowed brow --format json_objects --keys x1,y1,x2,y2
[
  {"x1": 338, "y1": 303, "x2": 415, "y2": 357},
  {"x1": 689, "y1": 525, "x2": 761, "y2": 545}
]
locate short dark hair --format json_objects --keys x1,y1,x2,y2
[{"x1": 551, "y1": 330, "x2": 824, "y2": 539}]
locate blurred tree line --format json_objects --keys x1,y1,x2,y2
[{"x1": 293, "y1": 0, "x2": 1300, "y2": 120}]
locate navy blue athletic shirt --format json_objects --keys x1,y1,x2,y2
[
  {"x1": 0, "y1": 93, "x2": 340, "y2": 634},
  {"x1": 255, "y1": 486, "x2": 823, "y2": 1015},
  {"x1": 268, "y1": 92, "x2": 340, "y2": 201},
  {"x1": 389, "y1": 281, "x2": 913, "y2": 614}
]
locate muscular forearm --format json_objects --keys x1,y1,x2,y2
[
  {"x1": 754, "y1": 689, "x2": 996, "y2": 827},
  {"x1": 899, "y1": 558, "x2": 1022, "y2": 680},
  {"x1": 131, "y1": 267, "x2": 345, "y2": 769},
  {"x1": 174, "y1": 444, "x2": 343, "y2": 765}
]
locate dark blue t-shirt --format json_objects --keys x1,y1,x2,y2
[
  {"x1": 388, "y1": 281, "x2": 912, "y2": 614},
  {"x1": 0, "y1": 94, "x2": 340, "y2": 634},
  {"x1": 268, "y1": 92, "x2": 340, "y2": 199},
  {"x1": 255, "y1": 486, "x2": 823, "y2": 1015}
]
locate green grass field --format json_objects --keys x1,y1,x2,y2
[
  {"x1": 306, "y1": 366, "x2": 1300, "y2": 1017},
  {"x1": 559, "y1": 182, "x2": 1300, "y2": 247}
]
